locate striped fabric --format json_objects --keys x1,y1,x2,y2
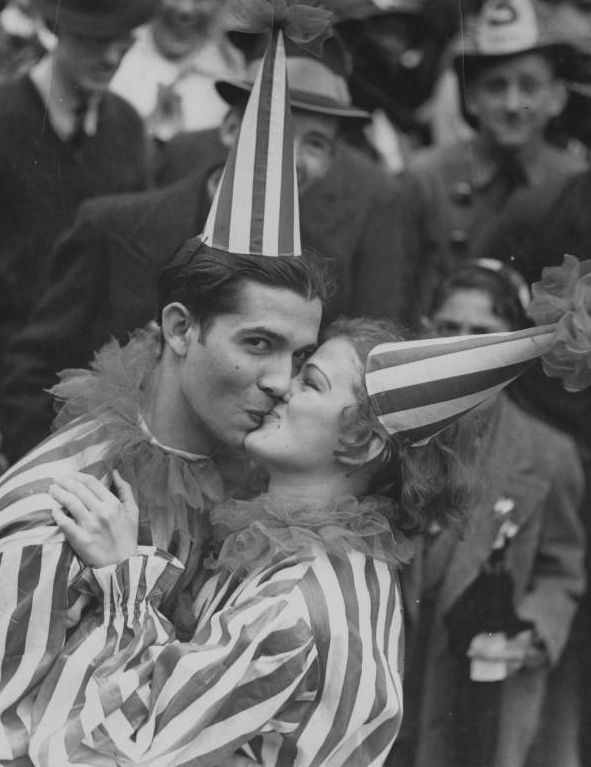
[
  {"x1": 201, "y1": 28, "x2": 302, "y2": 258},
  {"x1": 366, "y1": 324, "x2": 556, "y2": 445},
  {"x1": 29, "y1": 546, "x2": 403, "y2": 766},
  {"x1": 0, "y1": 417, "x2": 216, "y2": 762}
]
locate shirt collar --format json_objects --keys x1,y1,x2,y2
[{"x1": 29, "y1": 55, "x2": 101, "y2": 142}]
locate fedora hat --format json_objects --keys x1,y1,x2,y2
[
  {"x1": 40, "y1": 0, "x2": 157, "y2": 39},
  {"x1": 216, "y1": 35, "x2": 370, "y2": 123}
]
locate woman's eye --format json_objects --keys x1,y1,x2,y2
[{"x1": 302, "y1": 376, "x2": 319, "y2": 390}]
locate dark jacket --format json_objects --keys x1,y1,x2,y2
[
  {"x1": 397, "y1": 396, "x2": 585, "y2": 767},
  {"x1": 0, "y1": 130, "x2": 415, "y2": 461},
  {"x1": 403, "y1": 138, "x2": 586, "y2": 314},
  {"x1": 0, "y1": 74, "x2": 148, "y2": 363}
]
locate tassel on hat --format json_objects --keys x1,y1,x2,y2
[
  {"x1": 201, "y1": 0, "x2": 332, "y2": 258},
  {"x1": 366, "y1": 255, "x2": 591, "y2": 445}
]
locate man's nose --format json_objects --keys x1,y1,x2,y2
[
  {"x1": 259, "y1": 357, "x2": 294, "y2": 400},
  {"x1": 504, "y1": 83, "x2": 523, "y2": 112}
]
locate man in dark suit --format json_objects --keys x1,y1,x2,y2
[{"x1": 0, "y1": 40, "x2": 417, "y2": 463}]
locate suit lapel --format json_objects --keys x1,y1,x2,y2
[{"x1": 439, "y1": 397, "x2": 547, "y2": 615}]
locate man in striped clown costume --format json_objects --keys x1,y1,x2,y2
[{"x1": 0, "y1": 3, "x2": 333, "y2": 763}]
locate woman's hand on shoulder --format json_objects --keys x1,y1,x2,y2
[{"x1": 49, "y1": 470, "x2": 139, "y2": 568}]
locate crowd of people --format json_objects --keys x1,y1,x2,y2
[{"x1": 0, "y1": 0, "x2": 590, "y2": 765}]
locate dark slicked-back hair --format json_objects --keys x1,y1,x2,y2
[{"x1": 157, "y1": 237, "x2": 333, "y2": 331}]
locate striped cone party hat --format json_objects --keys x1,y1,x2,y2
[
  {"x1": 201, "y1": 27, "x2": 301, "y2": 257},
  {"x1": 366, "y1": 324, "x2": 556, "y2": 446}
]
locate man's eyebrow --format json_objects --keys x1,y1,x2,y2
[
  {"x1": 306, "y1": 362, "x2": 331, "y2": 390},
  {"x1": 239, "y1": 326, "x2": 285, "y2": 343}
]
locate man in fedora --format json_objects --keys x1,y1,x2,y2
[
  {"x1": 0, "y1": 34, "x2": 417, "y2": 463},
  {"x1": 402, "y1": 0, "x2": 586, "y2": 317},
  {"x1": 0, "y1": 0, "x2": 156, "y2": 376}
]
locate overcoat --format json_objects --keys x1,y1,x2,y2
[{"x1": 399, "y1": 395, "x2": 585, "y2": 767}]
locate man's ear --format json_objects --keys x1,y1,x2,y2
[
  {"x1": 219, "y1": 106, "x2": 242, "y2": 149},
  {"x1": 336, "y1": 431, "x2": 388, "y2": 468},
  {"x1": 161, "y1": 302, "x2": 194, "y2": 358}
]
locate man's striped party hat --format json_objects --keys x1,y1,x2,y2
[
  {"x1": 366, "y1": 324, "x2": 556, "y2": 445},
  {"x1": 201, "y1": 26, "x2": 301, "y2": 258}
]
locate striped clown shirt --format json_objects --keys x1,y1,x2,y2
[
  {"x1": 0, "y1": 416, "x2": 219, "y2": 762},
  {"x1": 28, "y1": 542, "x2": 404, "y2": 766}
]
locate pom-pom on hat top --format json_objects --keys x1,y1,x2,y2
[
  {"x1": 202, "y1": 0, "x2": 332, "y2": 258},
  {"x1": 454, "y1": 0, "x2": 574, "y2": 68},
  {"x1": 40, "y1": 0, "x2": 157, "y2": 39}
]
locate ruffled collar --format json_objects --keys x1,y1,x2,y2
[
  {"x1": 208, "y1": 494, "x2": 414, "y2": 575},
  {"x1": 49, "y1": 326, "x2": 228, "y2": 573}
]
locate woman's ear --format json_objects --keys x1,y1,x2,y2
[
  {"x1": 336, "y1": 431, "x2": 388, "y2": 468},
  {"x1": 161, "y1": 302, "x2": 194, "y2": 358}
]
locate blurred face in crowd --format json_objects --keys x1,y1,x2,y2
[
  {"x1": 466, "y1": 52, "x2": 568, "y2": 150},
  {"x1": 428, "y1": 289, "x2": 512, "y2": 337},
  {"x1": 153, "y1": 0, "x2": 221, "y2": 60},
  {"x1": 55, "y1": 31, "x2": 135, "y2": 94},
  {"x1": 221, "y1": 107, "x2": 339, "y2": 197},
  {"x1": 293, "y1": 110, "x2": 338, "y2": 195}
]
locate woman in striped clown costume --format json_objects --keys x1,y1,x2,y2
[{"x1": 28, "y1": 315, "x2": 478, "y2": 767}]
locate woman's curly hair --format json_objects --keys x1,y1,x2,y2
[{"x1": 323, "y1": 317, "x2": 481, "y2": 536}]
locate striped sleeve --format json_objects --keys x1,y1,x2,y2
[
  {"x1": 29, "y1": 554, "x2": 319, "y2": 767},
  {"x1": 0, "y1": 419, "x2": 113, "y2": 761}
]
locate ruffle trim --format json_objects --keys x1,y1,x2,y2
[
  {"x1": 49, "y1": 327, "x2": 225, "y2": 576},
  {"x1": 529, "y1": 255, "x2": 591, "y2": 392},
  {"x1": 207, "y1": 494, "x2": 414, "y2": 575},
  {"x1": 229, "y1": 0, "x2": 332, "y2": 54}
]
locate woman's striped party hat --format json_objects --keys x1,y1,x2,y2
[
  {"x1": 201, "y1": 25, "x2": 301, "y2": 257},
  {"x1": 365, "y1": 325, "x2": 556, "y2": 445},
  {"x1": 366, "y1": 254, "x2": 591, "y2": 445}
]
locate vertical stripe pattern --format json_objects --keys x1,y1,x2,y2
[
  {"x1": 201, "y1": 29, "x2": 302, "y2": 257},
  {"x1": 0, "y1": 416, "x2": 217, "y2": 762},
  {"x1": 366, "y1": 324, "x2": 556, "y2": 445},
  {"x1": 29, "y1": 547, "x2": 403, "y2": 766}
]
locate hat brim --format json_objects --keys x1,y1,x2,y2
[
  {"x1": 215, "y1": 79, "x2": 371, "y2": 123},
  {"x1": 454, "y1": 42, "x2": 575, "y2": 79},
  {"x1": 44, "y1": 1, "x2": 156, "y2": 39}
]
